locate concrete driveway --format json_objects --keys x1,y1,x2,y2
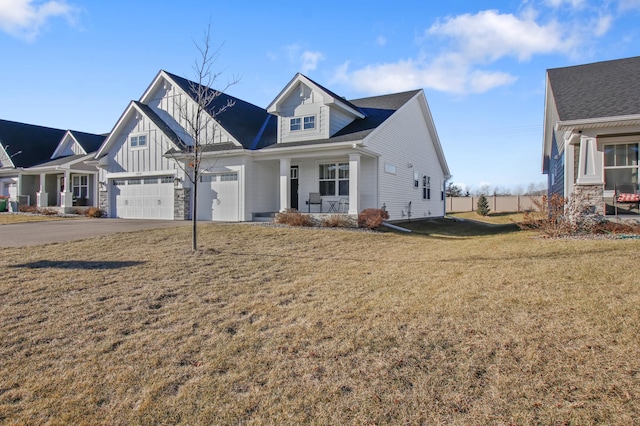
[{"x1": 0, "y1": 218, "x2": 189, "y2": 248}]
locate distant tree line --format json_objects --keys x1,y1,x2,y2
[{"x1": 446, "y1": 181, "x2": 546, "y2": 197}]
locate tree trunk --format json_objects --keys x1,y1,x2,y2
[{"x1": 192, "y1": 171, "x2": 198, "y2": 251}]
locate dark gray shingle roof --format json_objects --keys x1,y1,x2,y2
[
  {"x1": 548, "y1": 56, "x2": 640, "y2": 121},
  {"x1": 0, "y1": 119, "x2": 66, "y2": 167},
  {"x1": 163, "y1": 71, "x2": 276, "y2": 150}
]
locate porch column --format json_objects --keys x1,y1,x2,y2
[
  {"x1": 36, "y1": 173, "x2": 48, "y2": 207},
  {"x1": 279, "y1": 158, "x2": 290, "y2": 212},
  {"x1": 348, "y1": 153, "x2": 361, "y2": 215},
  {"x1": 576, "y1": 136, "x2": 603, "y2": 185},
  {"x1": 564, "y1": 141, "x2": 576, "y2": 196},
  {"x1": 61, "y1": 171, "x2": 73, "y2": 208}
]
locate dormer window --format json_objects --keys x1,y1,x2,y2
[
  {"x1": 290, "y1": 115, "x2": 315, "y2": 132},
  {"x1": 303, "y1": 116, "x2": 315, "y2": 130}
]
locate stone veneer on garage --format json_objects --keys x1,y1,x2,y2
[{"x1": 174, "y1": 188, "x2": 190, "y2": 220}]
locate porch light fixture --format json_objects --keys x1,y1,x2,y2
[
  {"x1": 98, "y1": 181, "x2": 107, "y2": 191},
  {"x1": 173, "y1": 177, "x2": 182, "y2": 187}
]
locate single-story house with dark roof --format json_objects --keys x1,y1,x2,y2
[
  {"x1": 94, "y1": 70, "x2": 450, "y2": 221},
  {"x1": 0, "y1": 119, "x2": 105, "y2": 212},
  {"x1": 543, "y1": 56, "x2": 640, "y2": 215}
]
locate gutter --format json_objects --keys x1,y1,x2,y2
[{"x1": 555, "y1": 114, "x2": 640, "y2": 131}]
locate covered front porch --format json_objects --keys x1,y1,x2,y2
[
  {"x1": 270, "y1": 148, "x2": 378, "y2": 217},
  {"x1": 17, "y1": 155, "x2": 99, "y2": 213}
]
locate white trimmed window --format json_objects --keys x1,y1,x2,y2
[
  {"x1": 604, "y1": 143, "x2": 639, "y2": 191},
  {"x1": 423, "y1": 176, "x2": 431, "y2": 200},
  {"x1": 72, "y1": 175, "x2": 88, "y2": 199},
  {"x1": 290, "y1": 115, "x2": 315, "y2": 132},
  {"x1": 130, "y1": 134, "x2": 147, "y2": 148},
  {"x1": 303, "y1": 116, "x2": 315, "y2": 130},
  {"x1": 319, "y1": 163, "x2": 349, "y2": 196}
]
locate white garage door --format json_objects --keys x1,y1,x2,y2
[
  {"x1": 111, "y1": 176, "x2": 174, "y2": 219},
  {"x1": 198, "y1": 172, "x2": 239, "y2": 221}
]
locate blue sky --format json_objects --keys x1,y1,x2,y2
[{"x1": 1, "y1": 0, "x2": 640, "y2": 193}]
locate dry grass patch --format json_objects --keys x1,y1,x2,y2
[
  {"x1": 0, "y1": 213, "x2": 76, "y2": 225},
  {"x1": 1, "y1": 223, "x2": 639, "y2": 424}
]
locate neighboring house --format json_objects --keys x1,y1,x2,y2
[
  {"x1": 95, "y1": 70, "x2": 451, "y2": 221},
  {"x1": 0, "y1": 119, "x2": 105, "y2": 211},
  {"x1": 542, "y1": 56, "x2": 640, "y2": 215}
]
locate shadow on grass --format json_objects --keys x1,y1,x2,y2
[
  {"x1": 386, "y1": 217, "x2": 521, "y2": 238},
  {"x1": 9, "y1": 260, "x2": 146, "y2": 270}
]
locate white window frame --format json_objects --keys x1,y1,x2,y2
[
  {"x1": 72, "y1": 175, "x2": 89, "y2": 199},
  {"x1": 319, "y1": 162, "x2": 349, "y2": 196},
  {"x1": 604, "y1": 142, "x2": 639, "y2": 191},
  {"x1": 130, "y1": 133, "x2": 147, "y2": 148},
  {"x1": 290, "y1": 115, "x2": 316, "y2": 132},
  {"x1": 303, "y1": 115, "x2": 316, "y2": 130},
  {"x1": 422, "y1": 175, "x2": 431, "y2": 200}
]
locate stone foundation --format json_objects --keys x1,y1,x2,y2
[
  {"x1": 174, "y1": 188, "x2": 190, "y2": 220},
  {"x1": 573, "y1": 184, "x2": 604, "y2": 215},
  {"x1": 99, "y1": 190, "x2": 109, "y2": 217}
]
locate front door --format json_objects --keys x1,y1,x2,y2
[
  {"x1": 57, "y1": 176, "x2": 64, "y2": 206},
  {"x1": 290, "y1": 166, "x2": 299, "y2": 210}
]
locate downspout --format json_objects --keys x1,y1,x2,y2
[{"x1": 443, "y1": 177, "x2": 448, "y2": 217}]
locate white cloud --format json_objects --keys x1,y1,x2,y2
[
  {"x1": 593, "y1": 14, "x2": 612, "y2": 36},
  {"x1": 544, "y1": 0, "x2": 586, "y2": 8},
  {"x1": 427, "y1": 10, "x2": 577, "y2": 62},
  {"x1": 301, "y1": 50, "x2": 324, "y2": 73},
  {"x1": 0, "y1": 0, "x2": 78, "y2": 41},
  {"x1": 376, "y1": 36, "x2": 387, "y2": 47},
  {"x1": 618, "y1": 0, "x2": 640, "y2": 10},
  {"x1": 284, "y1": 44, "x2": 325, "y2": 74},
  {"x1": 333, "y1": 10, "x2": 575, "y2": 95}
]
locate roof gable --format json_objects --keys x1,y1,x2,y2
[
  {"x1": 548, "y1": 56, "x2": 640, "y2": 121},
  {"x1": 51, "y1": 130, "x2": 106, "y2": 159},
  {"x1": 0, "y1": 119, "x2": 66, "y2": 168},
  {"x1": 162, "y1": 71, "x2": 276, "y2": 150},
  {"x1": 263, "y1": 89, "x2": 422, "y2": 147},
  {"x1": 95, "y1": 101, "x2": 186, "y2": 158},
  {"x1": 267, "y1": 73, "x2": 365, "y2": 119}
]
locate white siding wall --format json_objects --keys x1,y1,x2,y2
[
  {"x1": 56, "y1": 137, "x2": 85, "y2": 157},
  {"x1": 278, "y1": 85, "x2": 327, "y2": 143},
  {"x1": 329, "y1": 108, "x2": 354, "y2": 136},
  {"x1": 244, "y1": 159, "x2": 279, "y2": 218},
  {"x1": 147, "y1": 83, "x2": 237, "y2": 147},
  {"x1": 103, "y1": 115, "x2": 180, "y2": 176},
  {"x1": 366, "y1": 96, "x2": 446, "y2": 220}
]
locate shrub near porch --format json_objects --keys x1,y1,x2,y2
[{"x1": 0, "y1": 223, "x2": 639, "y2": 424}]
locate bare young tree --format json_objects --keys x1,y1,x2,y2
[{"x1": 170, "y1": 26, "x2": 237, "y2": 251}]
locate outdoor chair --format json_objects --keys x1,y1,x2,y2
[
  {"x1": 614, "y1": 183, "x2": 640, "y2": 215},
  {"x1": 307, "y1": 192, "x2": 322, "y2": 213},
  {"x1": 339, "y1": 198, "x2": 349, "y2": 213}
]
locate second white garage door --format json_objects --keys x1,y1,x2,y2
[
  {"x1": 111, "y1": 176, "x2": 174, "y2": 219},
  {"x1": 198, "y1": 172, "x2": 239, "y2": 221}
]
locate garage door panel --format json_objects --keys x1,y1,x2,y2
[
  {"x1": 111, "y1": 176, "x2": 174, "y2": 219},
  {"x1": 198, "y1": 173, "x2": 239, "y2": 222}
]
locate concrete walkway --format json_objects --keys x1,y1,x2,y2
[{"x1": 0, "y1": 218, "x2": 189, "y2": 248}]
